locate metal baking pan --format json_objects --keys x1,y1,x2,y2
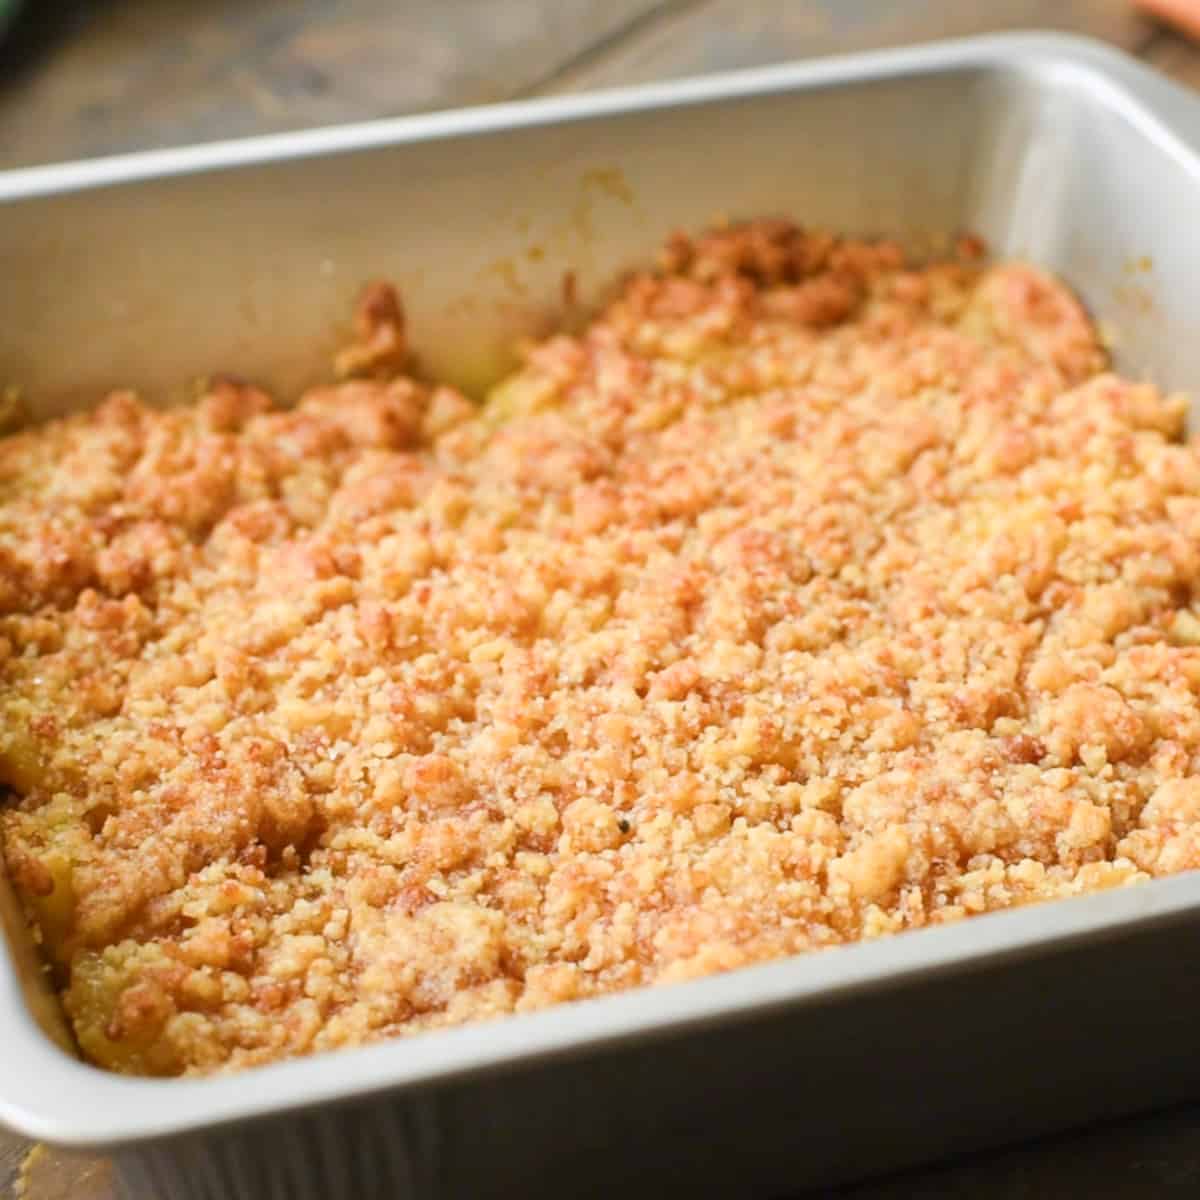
[{"x1": 4, "y1": 31, "x2": 1200, "y2": 1200}]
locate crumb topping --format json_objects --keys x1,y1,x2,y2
[{"x1": 2, "y1": 221, "x2": 1199, "y2": 1076}]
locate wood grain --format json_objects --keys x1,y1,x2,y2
[
  {"x1": 0, "y1": 0, "x2": 1162, "y2": 169},
  {"x1": 529, "y1": 0, "x2": 1155, "y2": 93},
  {"x1": 0, "y1": 0, "x2": 668, "y2": 167},
  {"x1": 1, "y1": 1145, "x2": 111, "y2": 1200},
  {"x1": 4, "y1": 2, "x2": 1200, "y2": 1197}
]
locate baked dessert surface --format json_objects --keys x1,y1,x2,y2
[{"x1": 3, "y1": 222, "x2": 1199, "y2": 1076}]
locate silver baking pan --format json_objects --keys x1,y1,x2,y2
[{"x1": 4, "y1": 31, "x2": 1200, "y2": 1200}]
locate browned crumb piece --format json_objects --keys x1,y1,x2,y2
[
  {"x1": 0, "y1": 386, "x2": 26, "y2": 436},
  {"x1": 1, "y1": 221, "x2": 1198, "y2": 1078},
  {"x1": 334, "y1": 282, "x2": 409, "y2": 378}
]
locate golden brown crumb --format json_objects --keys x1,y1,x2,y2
[
  {"x1": 0, "y1": 386, "x2": 26, "y2": 437},
  {"x1": 1, "y1": 221, "x2": 1197, "y2": 1077},
  {"x1": 334, "y1": 282, "x2": 409, "y2": 378}
]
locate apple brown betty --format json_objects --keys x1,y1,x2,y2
[{"x1": 3, "y1": 221, "x2": 1200, "y2": 1076}]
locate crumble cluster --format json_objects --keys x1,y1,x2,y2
[{"x1": 3, "y1": 221, "x2": 1200, "y2": 1076}]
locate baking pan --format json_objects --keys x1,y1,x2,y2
[{"x1": 4, "y1": 31, "x2": 1200, "y2": 1200}]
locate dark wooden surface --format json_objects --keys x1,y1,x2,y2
[{"x1": 3, "y1": 2, "x2": 1200, "y2": 1196}]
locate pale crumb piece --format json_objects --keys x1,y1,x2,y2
[
  {"x1": 2, "y1": 220, "x2": 1200, "y2": 1078},
  {"x1": 1169, "y1": 609, "x2": 1200, "y2": 645}
]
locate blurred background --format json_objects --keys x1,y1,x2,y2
[{"x1": 0, "y1": 0, "x2": 1197, "y2": 170}]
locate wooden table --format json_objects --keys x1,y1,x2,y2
[{"x1": 3, "y1": 1, "x2": 1200, "y2": 1196}]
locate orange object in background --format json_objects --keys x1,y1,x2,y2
[{"x1": 1137, "y1": 0, "x2": 1200, "y2": 42}]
